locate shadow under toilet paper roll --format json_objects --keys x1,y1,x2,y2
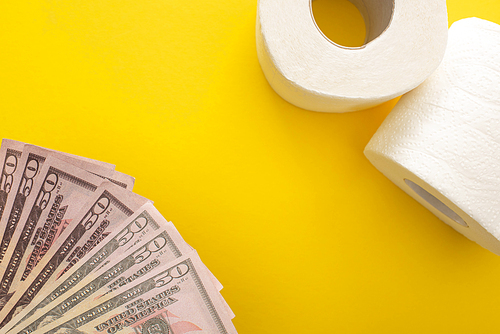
[
  {"x1": 367, "y1": 153, "x2": 500, "y2": 255},
  {"x1": 256, "y1": 0, "x2": 448, "y2": 112},
  {"x1": 365, "y1": 18, "x2": 500, "y2": 255}
]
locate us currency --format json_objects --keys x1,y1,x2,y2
[
  {"x1": 29, "y1": 252, "x2": 237, "y2": 334},
  {"x1": 0, "y1": 140, "x2": 25, "y2": 241},
  {"x1": 0, "y1": 182, "x2": 149, "y2": 327},
  {"x1": 0, "y1": 143, "x2": 133, "y2": 276},
  {"x1": 0, "y1": 141, "x2": 234, "y2": 332},
  {"x1": 0, "y1": 138, "x2": 115, "y2": 232},
  {"x1": 0, "y1": 202, "x2": 179, "y2": 334},
  {"x1": 31, "y1": 181, "x2": 148, "y2": 282},
  {"x1": 3, "y1": 140, "x2": 115, "y2": 172},
  {"x1": 5, "y1": 215, "x2": 230, "y2": 334},
  {"x1": 28, "y1": 143, "x2": 133, "y2": 190},
  {"x1": 10, "y1": 146, "x2": 138, "y2": 284},
  {"x1": 9, "y1": 205, "x2": 192, "y2": 334},
  {"x1": 5, "y1": 149, "x2": 125, "y2": 286},
  {"x1": 67, "y1": 163, "x2": 133, "y2": 191},
  {"x1": 0, "y1": 155, "x2": 104, "y2": 311}
]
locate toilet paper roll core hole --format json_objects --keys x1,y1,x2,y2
[
  {"x1": 404, "y1": 179, "x2": 468, "y2": 227},
  {"x1": 310, "y1": 0, "x2": 394, "y2": 49}
]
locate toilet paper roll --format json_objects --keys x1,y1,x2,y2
[
  {"x1": 364, "y1": 18, "x2": 500, "y2": 255},
  {"x1": 256, "y1": 0, "x2": 448, "y2": 113}
]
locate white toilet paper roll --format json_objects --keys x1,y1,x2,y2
[
  {"x1": 256, "y1": 0, "x2": 448, "y2": 113},
  {"x1": 365, "y1": 18, "x2": 500, "y2": 255}
]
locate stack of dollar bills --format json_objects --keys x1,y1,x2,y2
[{"x1": 0, "y1": 139, "x2": 237, "y2": 334}]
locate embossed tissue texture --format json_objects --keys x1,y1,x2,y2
[{"x1": 365, "y1": 18, "x2": 500, "y2": 239}]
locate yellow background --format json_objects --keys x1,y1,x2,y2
[{"x1": 1, "y1": 0, "x2": 499, "y2": 333}]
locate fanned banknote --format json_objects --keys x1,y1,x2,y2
[
  {"x1": 7, "y1": 203, "x2": 194, "y2": 334},
  {"x1": 0, "y1": 142, "x2": 133, "y2": 271},
  {"x1": 28, "y1": 252, "x2": 237, "y2": 334},
  {"x1": 0, "y1": 140, "x2": 25, "y2": 245},
  {"x1": 1, "y1": 202, "x2": 190, "y2": 334},
  {"x1": 5, "y1": 144, "x2": 137, "y2": 287},
  {"x1": 0, "y1": 140, "x2": 236, "y2": 334},
  {"x1": 0, "y1": 182, "x2": 149, "y2": 326},
  {"x1": 0, "y1": 155, "x2": 105, "y2": 310}
]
